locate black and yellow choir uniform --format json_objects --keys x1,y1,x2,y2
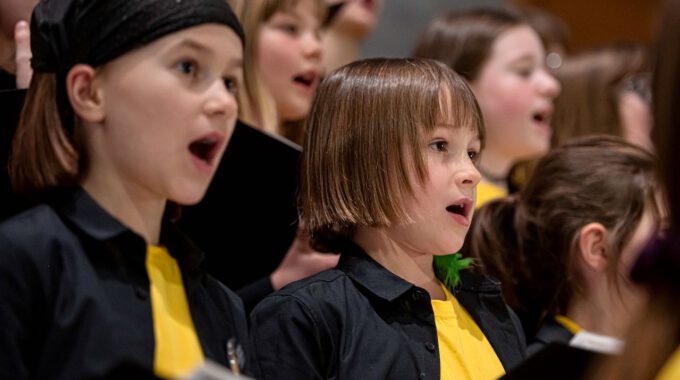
[
  {"x1": 0, "y1": 187, "x2": 251, "y2": 379},
  {"x1": 250, "y1": 241, "x2": 525, "y2": 380}
]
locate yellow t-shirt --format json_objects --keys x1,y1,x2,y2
[
  {"x1": 554, "y1": 315, "x2": 582, "y2": 334},
  {"x1": 146, "y1": 245, "x2": 204, "y2": 378},
  {"x1": 431, "y1": 285, "x2": 505, "y2": 380},
  {"x1": 657, "y1": 346, "x2": 680, "y2": 380},
  {"x1": 475, "y1": 181, "x2": 508, "y2": 209}
]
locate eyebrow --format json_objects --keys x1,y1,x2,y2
[
  {"x1": 172, "y1": 38, "x2": 244, "y2": 69},
  {"x1": 173, "y1": 39, "x2": 215, "y2": 56}
]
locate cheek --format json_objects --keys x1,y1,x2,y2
[
  {"x1": 475, "y1": 78, "x2": 532, "y2": 128},
  {"x1": 258, "y1": 35, "x2": 296, "y2": 79}
]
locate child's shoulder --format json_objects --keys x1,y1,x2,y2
[
  {"x1": 252, "y1": 268, "x2": 351, "y2": 316},
  {"x1": 0, "y1": 203, "x2": 69, "y2": 250},
  {"x1": 277, "y1": 267, "x2": 348, "y2": 297}
]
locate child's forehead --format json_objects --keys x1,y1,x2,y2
[{"x1": 274, "y1": 0, "x2": 324, "y2": 19}]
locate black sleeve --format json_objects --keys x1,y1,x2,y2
[
  {"x1": 249, "y1": 294, "x2": 329, "y2": 380},
  {"x1": 237, "y1": 276, "x2": 274, "y2": 314},
  {"x1": 0, "y1": 233, "x2": 45, "y2": 380}
]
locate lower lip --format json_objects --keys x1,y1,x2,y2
[
  {"x1": 293, "y1": 81, "x2": 315, "y2": 95},
  {"x1": 448, "y1": 212, "x2": 470, "y2": 227},
  {"x1": 534, "y1": 120, "x2": 552, "y2": 134},
  {"x1": 191, "y1": 154, "x2": 213, "y2": 174}
]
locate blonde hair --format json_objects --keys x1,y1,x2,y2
[
  {"x1": 300, "y1": 58, "x2": 484, "y2": 252},
  {"x1": 237, "y1": 0, "x2": 325, "y2": 135}
]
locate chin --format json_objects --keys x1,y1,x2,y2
[{"x1": 169, "y1": 187, "x2": 210, "y2": 206}]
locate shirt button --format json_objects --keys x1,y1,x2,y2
[
  {"x1": 134, "y1": 286, "x2": 148, "y2": 300},
  {"x1": 425, "y1": 342, "x2": 436, "y2": 352}
]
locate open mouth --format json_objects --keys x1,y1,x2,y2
[
  {"x1": 532, "y1": 110, "x2": 552, "y2": 127},
  {"x1": 446, "y1": 203, "x2": 467, "y2": 217},
  {"x1": 188, "y1": 133, "x2": 223, "y2": 166},
  {"x1": 445, "y1": 198, "x2": 473, "y2": 226},
  {"x1": 293, "y1": 71, "x2": 318, "y2": 89}
]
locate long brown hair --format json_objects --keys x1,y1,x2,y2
[
  {"x1": 300, "y1": 58, "x2": 484, "y2": 252},
  {"x1": 464, "y1": 135, "x2": 659, "y2": 334},
  {"x1": 551, "y1": 43, "x2": 649, "y2": 147},
  {"x1": 591, "y1": 0, "x2": 680, "y2": 377}
]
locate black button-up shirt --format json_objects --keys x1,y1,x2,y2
[
  {"x1": 250, "y1": 242, "x2": 526, "y2": 380},
  {"x1": 0, "y1": 188, "x2": 251, "y2": 379}
]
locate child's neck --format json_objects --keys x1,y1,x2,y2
[
  {"x1": 81, "y1": 176, "x2": 165, "y2": 246},
  {"x1": 322, "y1": 31, "x2": 360, "y2": 72},
  {"x1": 353, "y1": 229, "x2": 446, "y2": 300},
  {"x1": 478, "y1": 150, "x2": 513, "y2": 187}
]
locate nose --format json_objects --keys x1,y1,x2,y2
[
  {"x1": 457, "y1": 160, "x2": 482, "y2": 188},
  {"x1": 302, "y1": 30, "x2": 322, "y2": 61},
  {"x1": 537, "y1": 68, "x2": 561, "y2": 99},
  {"x1": 204, "y1": 79, "x2": 238, "y2": 123}
]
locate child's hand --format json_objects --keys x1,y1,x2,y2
[
  {"x1": 14, "y1": 20, "x2": 32, "y2": 89},
  {"x1": 270, "y1": 224, "x2": 339, "y2": 290}
]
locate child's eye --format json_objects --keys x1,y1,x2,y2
[
  {"x1": 177, "y1": 60, "x2": 197, "y2": 76},
  {"x1": 223, "y1": 76, "x2": 238, "y2": 94},
  {"x1": 515, "y1": 67, "x2": 533, "y2": 78},
  {"x1": 279, "y1": 23, "x2": 299, "y2": 35},
  {"x1": 429, "y1": 141, "x2": 448, "y2": 152},
  {"x1": 468, "y1": 150, "x2": 479, "y2": 161}
]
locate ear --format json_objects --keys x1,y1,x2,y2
[
  {"x1": 577, "y1": 222, "x2": 610, "y2": 272},
  {"x1": 66, "y1": 64, "x2": 105, "y2": 123}
]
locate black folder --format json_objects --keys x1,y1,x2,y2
[
  {"x1": 179, "y1": 121, "x2": 301, "y2": 290},
  {"x1": 501, "y1": 343, "x2": 607, "y2": 380},
  {"x1": 0, "y1": 86, "x2": 30, "y2": 221}
]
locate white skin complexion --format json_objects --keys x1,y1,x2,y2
[
  {"x1": 471, "y1": 25, "x2": 561, "y2": 183},
  {"x1": 354, "y1": 123, "x2": 482, "y2": 301},
  {"x1": 68, "y1": 24, "x2": 243, "y2": 244},
  {"x1": 258, "y1": 0, "x2": 323, "y2": 123},
  {"x1": 322, "y1": 0, "x2": 384, "y2": 72},
  {"x1": 569, "y1": 204, "x2": 660, "y2": 338},
  {"x1": 0, "y1": 0, "x2": 37, "y2": 87}
]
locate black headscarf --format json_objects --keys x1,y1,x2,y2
[{"x1": 31, "y1": 0, "x2": 244, "y2": 74}]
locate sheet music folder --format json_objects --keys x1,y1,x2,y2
[
  {"x1": 501, "y1": 343, "x2": 606, "y2": 380},
  {"x1": 179, "y1": 121, "x2": 301, "y2": 290}
]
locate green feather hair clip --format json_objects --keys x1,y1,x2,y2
[{"x1": 434, "y1": 253, "x2": 472, "y2": 291}]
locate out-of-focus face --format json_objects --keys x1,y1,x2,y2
[
  {"x1": 86, "y1": 24, "x2": 243, "y2": 205},
  {"x1": 619, "y1": 89, "x2": 653, "y2": 152},
  {"x1": 613, "y1": 204, "x2": 659, "y2": 321},
  {"x1": 327, "y1": 0, "x2": 383, "y2": 38},
  {"x1": 258, "y1": 0, "x2": 323, "y2": 122},
  {"x1": 0, "y1": 0, "x2": 38, "y2": 72},
  {"x1": 381, "y1": 124, "x2": 481, "y2": 258},
  {"x1": 471, "y1": 25, "x2": 561, "y2": 167}
]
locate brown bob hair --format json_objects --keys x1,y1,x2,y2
[
  {"x1": 412, "y1": 7, "x2": 525, "y2": 81},
  {"x1": 464, "y1": 135, "x2": 660, "y2": 334},
  {"x1": 9, "y1": 72, "x2": 86, "y2": 199},
  {"x1": 300, "y1": 57, "x2": 484, "y2": 253}
]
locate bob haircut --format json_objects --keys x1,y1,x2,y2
[
  {"x1": 300, "y1": 57, "x2": 485, "y2": 252},
  {"x1": 412, "y1": 7, "x2": 525, "y2": 81},
  {"x1": 237, "y1": 0, "x2": 325, "y2": 137}
]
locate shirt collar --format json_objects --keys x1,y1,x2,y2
[
  {"x1": 337, "y1": 241, "x2": 414, "y2": 302},
  {"x1": 53, "y1": 187, "x2": 205, "y2": 274}
]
